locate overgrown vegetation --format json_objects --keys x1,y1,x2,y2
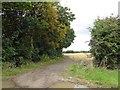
[
  {"x1": 89, "y1": 16, "x2": 120, "y2": 69},
  {"x1": 2, "y1": 55, "x2": 63, "y2": 77},
  {"x1": 65, "y1": 63, "x2": 118, "y2": 88},
  {"x1": 2, "y1": 2, "x2": 75, "y2": 68}
]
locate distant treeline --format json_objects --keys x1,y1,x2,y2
[{"x1": 63, "y1": 50, "x2": 90, "y2": 53}]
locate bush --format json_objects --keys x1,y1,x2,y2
[{"x1": 89, "y1": 16, "x2": 120, "y2": 69}]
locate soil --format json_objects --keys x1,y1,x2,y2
[
  {"x1": 2, "y1": 54, "x2": 93, "y2": 88},
  {"x1": 13, "y1": 56, "x2": 83, "y2": 88}
]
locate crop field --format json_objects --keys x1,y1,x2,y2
[{"x1": 63, "y1": 53, "x2": 94, "y2": 61}]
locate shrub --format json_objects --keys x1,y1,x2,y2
[{"x1": 89, "y1": 16, "x2": 120, "y2": 69}]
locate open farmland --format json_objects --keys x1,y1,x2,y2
[{"x1": 64, "y1": 53, "x2": 93, "y2": 60}]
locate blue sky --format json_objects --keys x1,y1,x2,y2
[{"x1": 60, "y1": 0, "x2": 119, "y2": 51}]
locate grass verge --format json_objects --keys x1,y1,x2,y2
[
  {"x1": 1, "y1": 56, "x2": 64, "y2": 77},
  {"x1": 64, "y1": 63, "x2": 118, "y2": 88}
]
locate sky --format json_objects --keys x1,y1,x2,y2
[{"x1": 60, "y1": 0, "x2": 119, "y2": 51}]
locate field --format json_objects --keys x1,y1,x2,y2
[{"x1": 64, "y1": 53, "x2": 93, "y2": 60}]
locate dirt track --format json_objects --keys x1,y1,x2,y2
[
  {"x1": 3, "y1": 53, "x2": 93, "y2": 88},
  {"x1": 13, "y1": 56, "x2": 79, "y2": 88}
]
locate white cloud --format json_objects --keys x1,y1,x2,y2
[
  {"x1": 61, "y1": 0, "x2": 119, "y2": 51},
  {"x1": 63, "y1": 34, "x2": 91, "y2": 51}
]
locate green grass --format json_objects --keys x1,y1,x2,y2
[
  {"x1": 64, "y1": 63, "x2": 118, "y2": 88},
  {"x1": 2, "y1": 56, "x2": 64, "y2": 77}
]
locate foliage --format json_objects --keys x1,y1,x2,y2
[
  {"x1": 64, "y1": 63, "x2": 118, "y2": 88},
  {"x1": 89, "y1": 16, "x2": 120, "y2": 69},
  {"x1": 2, "y1": 2, "x2": 75, "y2": 67}
]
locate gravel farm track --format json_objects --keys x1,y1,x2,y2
[{"x1": 2, "y1": 53, "x2": 95, "y2": 88}]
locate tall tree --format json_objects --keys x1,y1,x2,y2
[{"x1": 2, "y1": 2, "x2": 75, "y2": 67}]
